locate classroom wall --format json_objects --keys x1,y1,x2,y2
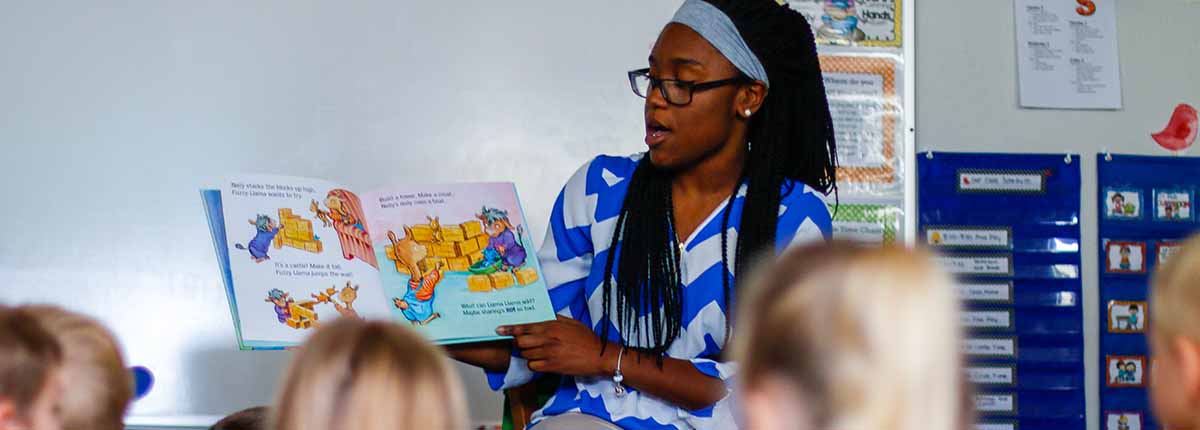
[
  {"x1": 0, "y1": 1, "x2": 678, "y2": 427},
  {"x1": 916, "y1": 2, "x2": 1200, "y2": 430},
  {"x1": 2, "y1": 0, "x2": 1196, "y2": 429}
]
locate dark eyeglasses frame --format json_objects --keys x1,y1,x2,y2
[{"x1": 627, "y1": 68, "x2": 751, "y2": 106}]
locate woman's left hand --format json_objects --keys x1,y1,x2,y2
[{"x1": 497, "y1": 315, "x2": 613, "y2": 377}]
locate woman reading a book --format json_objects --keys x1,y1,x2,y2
[{"x1": 450, "y1": 1, "x2": 837, "y2": 428}]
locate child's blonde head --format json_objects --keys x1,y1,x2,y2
[
  {"x1": 24, "y1": 305, "x2": 132, "y2": 430},
  {"x1": 1151, "y1": 235, "x2": 1200, "y2": 342},
  {"x1": 271, "y1": 318, "x2": 466, "y2": 430},
  {"x1": 1148, "y1": 234, "x2": 1200, "y2": 429},
  {"x1": 733, "y1": 242, "x2": 968, "y2": 430}
]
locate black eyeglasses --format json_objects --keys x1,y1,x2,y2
[{"x1": 628, "y1": 68, "x2": 749, "y2": 106}]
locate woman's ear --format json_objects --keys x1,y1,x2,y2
[{"x1": 735, "y1": 81, "x2": 768, "y2": 119}]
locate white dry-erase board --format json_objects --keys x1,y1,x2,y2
[
  {"x1": 916, "y1": 2, "x2": 1200, "y2": 430},
  {"x1": 0, "y1": 1, "x2": 917, "y2": 428}
]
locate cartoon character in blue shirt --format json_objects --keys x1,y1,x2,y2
[
  {"x1": 1127, "y1": 304, "x2": 1141, "y2": 330},
  {"x1": 1116, "y1": 360, "x2": 1138, "y2": 383},
  {"x1": 265, "y1": 288, "x2": 293, "y2": 323},
  {"x1": 236, "y1": 214, "x2": 284, "y2": 263}
]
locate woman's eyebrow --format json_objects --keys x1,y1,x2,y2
[
  {"x1": 647, "y1": 55, "x2": 705, "y2": 69},
  {"x1": 670, "y1": 57, "x2": 704, "y2": 68}
]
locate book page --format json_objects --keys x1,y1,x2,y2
[
  {"x1": 220, "y1": 175, "x2": 391, "y2": 347},
  {"x1": 361, "y1": 183, "x2": 555, "y2": 343}
]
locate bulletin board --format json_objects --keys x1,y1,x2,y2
[
  {"x1": 920, "y1": 152, "x2": 1085, "y2": 430},
  {"x1": 1096, "y1": 154, "x2": 1200, "y2": 430},
  {"x1": 788, "y1": 0, "x2": 917, "y2": 245}
]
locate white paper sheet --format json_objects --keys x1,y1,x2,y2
[{"x1": 1014, "y1": 0, "x2": 1122, "y2": 109}]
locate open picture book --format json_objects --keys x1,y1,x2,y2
[{"x1": 201, "y1": 175, "x2": 556, "y2": 349}]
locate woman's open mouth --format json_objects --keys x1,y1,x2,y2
[{"x1": 645, "y1": 119, "x2": 672, "y2": 147}]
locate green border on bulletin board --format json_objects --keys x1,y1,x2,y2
[{"x1": 828, "y1": 203, "x2": 901, "y2": 245}]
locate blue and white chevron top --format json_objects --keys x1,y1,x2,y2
[{"x1": 486, "y1": 154, "x2": 833, "y2": 430}]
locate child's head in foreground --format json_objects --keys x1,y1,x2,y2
[
  {"x1": 732, "y1": 242, "x2": 969, "y2": 430},
  {"x1": 24, "y1": 305, "x2": 132, "y2": 430},
  {"x1": 0, "y1": 306, "x2": 63, "y2": 430},
  {"x1": 1150, "y1": 234, "x2": 1200, "y2": 429},
  {"x1": 211, "y1": 406, "x2": 268, "y2": 430},
  {"x1": 271, "y1": 318, "x2": 466, "y2": 430}
]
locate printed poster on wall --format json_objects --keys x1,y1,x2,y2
[
  {"x1": 783, "y1": 0, "x2": 902, "y2": 47},
  {"x1": 820, "y1": 53, "x2": 903, "y2": 193}
]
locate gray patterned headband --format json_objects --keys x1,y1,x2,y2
[{"x1": 669, "y1": 0, "x2": 770, "y2": 87}]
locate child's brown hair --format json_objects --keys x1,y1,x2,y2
[
  {"x1": 25, "y1": 305, "x2": 132, "y2": 430},
  {"x1": 0, "y1": 306, "x2": 63, "y2": 414},
  {"x1": 211, "y1": 406, "x2": 268, "y2": 430}
]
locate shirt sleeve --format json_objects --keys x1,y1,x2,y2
[
  {"x1": 680, "y1": 358, "x2": 739, "y2": 429},
  {"x1": 485, "y1": 160, "x2": 596, "y2": 391},
  {"x1": 779, "y1": 187, "x2": 834, "y2": 250}
]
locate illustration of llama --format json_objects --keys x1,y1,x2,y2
[{"x1": 311, "y1": 189, "x2": 378, "y2": 269}]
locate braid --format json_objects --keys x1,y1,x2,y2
[
  {"x1": 598, "y1": 159, "x2": 683, "y2": 360},
  {"x1": 718, "y1": 172, "x2": 742, "y2": 347},
  {"x1": 600, "y1": 0, "x2": 837, "y2": 362}
]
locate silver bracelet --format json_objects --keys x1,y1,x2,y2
[{"x1": 613, "y1": 345, "x2": 627, "y2": 397}]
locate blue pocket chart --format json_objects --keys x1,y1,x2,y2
[
  {"x1": 1097, "y1": 154, "x2": 1200, "y2": 430},
  {"x1": 919, "y1": 152, "x2": 1084, "y2": 430}
]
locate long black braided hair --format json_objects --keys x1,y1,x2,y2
[{"x1": 599, "y1": 0, "x2": 838, "y2": 362}]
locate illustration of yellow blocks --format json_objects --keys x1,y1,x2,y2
[
  {"x1": 468, "y1": 251, "x2": 485, "y2": 264},
  {"x1": 460, "y1": 221, "x2": 483, "y2": 238},
  {"x1": 419, "y1": 257, "x2": 445, "y2": 273},
  {"x1": 289, "y1": 302, "x2": 317, "y2": 321},
  {"x1": 283, "y1": 228, "x2": 305, "y2": 240},
  {"x1": 284, "y1": 223, "x2": 311, "y2": 238},
  {"x1": 409, "y1": 224, "x2": 435, "y2": 242},
  {"x1": 275, "y1": 208, "x2": 320, "y2": 253},
  {"x1": 489, "y1": 272, "x2": 516, "y2": 290},
  {"x1": 515, "y1": 267, "x2": 539, "y2": 286},
  {"x1": 476, "y1": 235, "x2": 491, "y2": 250},
  {"x1": 440, "y1": 225, "x2": 466, "y2": 242},
  {"x1": 455, "y1": 237, "x2": 481, "y2": 255},
  {"x1": 446, "y1": 256, "x2": 471, "y2": 272},
  {"x1": 467, "y1": 274, "x2": 493, "y2": 292},
  {"x1": 431, "y1": 242, "x2": 461, "y2": 258}
]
